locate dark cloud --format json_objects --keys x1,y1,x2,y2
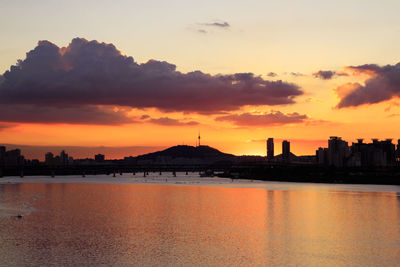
[
  {"x1": 0, "y1": 104, "x2": 132, "y2": 125},
  {"x1": 197, "y1": 29, "x2": 207, "y2": 34},
  {"x1": 313, "y1": 70, "x2": 348, "y2": 80},
  {"x1": 201, "y1": 21, "x2": 230, "y2": 28},
  {"x1": 345, "y1": 64, "x2": 382, "y2": 75},
  {"x1": 215, "y1": 111, "x2": 308, "y2": 126},
  {"x1": 290, "y1": 72, "x2": 304, "y2": 77},
  {"x1": 0, "y1": 38, "x2": 303, "y2": 120},
  {"x1": 313, "y1": 70, "x2": 336, "y2": 80},
  {"x1": 140, "y1": 114, "x2": 150, "y2": 120},
  {"x1": 336, "y1": 63, "x2": 400, "y2": 108},
  {"x1": 267, "y1": 72, "x2": 277, "y2": 77},
  {"x1": 148, "y1": 117, "x2": 199, "y2": 126}
]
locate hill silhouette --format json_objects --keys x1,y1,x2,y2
[{"x1": 136, "y1": 145, "x2": 235, "y2": 164}]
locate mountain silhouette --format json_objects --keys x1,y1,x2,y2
[{"x1": 136, "y1": 145, "x2": 235, "y2": 164}]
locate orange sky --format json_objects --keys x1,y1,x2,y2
[{"x1": 1, "y1": 0, "x2": 400, "y2": 159}]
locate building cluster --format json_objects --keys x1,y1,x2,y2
[
  {"x1": 0, "y1": 146, "x2": 25, "y2": 167},
  {"x1": 266, "y1": 138, "x2": 292, "y2": 162},
  {"x1": 45, "y1": 151, "x2": 106, "y2": 166},
  {"x1": 45, "y1": 150, "x2": 73, "y2": 166},
  {"x1": 316, "y1": 137, "x2": 400, "y2": 167},
  {"x1": 0, "y1": 146, "x2": 108, "y2": 168}
]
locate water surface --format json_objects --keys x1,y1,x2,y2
[{"x1": 0, "y1": 177, "x2": 399, "y2": 266}]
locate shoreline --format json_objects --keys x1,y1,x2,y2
[{"x1": 1, "y1": 174, "x2": 400, "y2": 193}]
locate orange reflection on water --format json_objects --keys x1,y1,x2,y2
[{"x1": 0, "y1": 183, "x2": 399, "y2": 266}]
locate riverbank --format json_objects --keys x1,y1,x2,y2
[{"x1": 1, "y1": 173, "x2": 399, "y2": 193}]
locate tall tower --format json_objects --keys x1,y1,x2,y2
[
  {"x1": 198, "y1": 132, "x2": 201, "y2": 147},
  {"x1": 267, "y1": 138, "x2": 274, "y2": 160}
]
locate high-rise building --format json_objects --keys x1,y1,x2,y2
[
  {"x1": 95, "y1": 154, "x2": 105, "y2": 162},
  {"x1": 0, "y1": 146, "x2": 5, "y2": 166},
  {"x1": 282, "y1": 140, "x2": 290, "y2": 160},
  {"x1": 45, "y1": 152, "x2": 54, "y2": 165},
  {"x1": 396, "y1": 139, "x2": 400, "y2": 161},
  {"x1": 4, "y1": 149, "x2": 24, "y2": 166},
  {"x1": 267, "y1": 138, "x2": 274, "y2": 160},
  {"x1": 60, "y1": 150, "x2": 69, "y2": 166},
  {"x1": 328, "y1": 136, "x2": 349, "y2": 167},
  {"x1": 351, "y1": 138, "x2": 396, "y2": 167}
]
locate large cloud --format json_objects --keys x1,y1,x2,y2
[
  {"x1": 336, "y1": 63, "x2": 400, "y2": 108},
  {"x1": 0, "y1": 38, "x2": 303, "y2": 121},
  {"x1": 215, "y1": 111, "x2": 308, "y2": 126}
]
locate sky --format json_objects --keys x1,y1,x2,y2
[{"x1": 1, "y1": 0, "x2": 400, "y2": 159}]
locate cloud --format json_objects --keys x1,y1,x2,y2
[
  {"x1": 336, "y1": 62, "x2": 400, "y2": 108},
  {"x1": 148, "y1": 117, "x2": 199, "y2": 126},
  {"x1": 215, "y1": 111, "x2": 308, "y2": 126},
  {"x1": 344, "y1": 64, "x2": 381, "y2": 76},
  {"x1": 197, "y1": 29, "x2": 207, "y2": 34},
  {"x1": 0, "y1": 104, "x2": 133, "y2": 125},
  {"x1": 313, "y1": 70, "x2": 348, "y2": 80},
  {"x1": 200, "y1": 21, "x2": 230, "y2": 28},
  {"x1": 267, "y1": 72, "x2": 277, "y2": 77},
  {"x1": 140, "y1": 114, "x2": 150, "y2": 120},
  {"x1": 290, "y1": 72, "x2": 304, "y2": 77},
  {"x1": 0, "y1": 38, "x2": 303, "y2": 119},
  {"x1": 313, "y1": 70, "x2": 336, "y2": 80}
]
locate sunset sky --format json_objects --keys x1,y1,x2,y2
[{"x1": 1, "y1": 0, "x2": 400, "y2": 159}]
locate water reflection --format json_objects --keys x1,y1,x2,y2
[{"x1": 0, "y1": 183, "x2": 399, "y2": 266}]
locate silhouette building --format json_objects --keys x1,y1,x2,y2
[
  {"x1": 327, "y1": 136, "x2": 349, "y2": 167},
  {"x1": 282, "y1": 140, "x2": 290, "y2": 161},
  {"x1": 0, "y1": 146, "x2": 5, "y2": 167},
  {"x1": 4, "y1": 149, "x2": 24, "y2": 166},
  {"x1": 95, "y1": 154, "x2": 105, "y2": 162},
  {"x1": 60, "y1": 150, "x2": 69, "y2": 166},
  {"x1": 396, "y1": 139, "x2": 400, "y2": 161},
  {"x1": 350, "y1": 138, "x2": 395, "y2": 167},
  {"x1": 317, "y1": 137, "x2": 397, "y2": 167},
  {"x1": 45, "y1": 152, "x2": 54, "y2": 165},
  {"x1": 267, "y1": 138, "x2": 274, "y2": 160},
  {"x1": 316, "y1": 147, "x2": 328, "y2": 165}
]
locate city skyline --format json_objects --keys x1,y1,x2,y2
[
  {"x1": 1, "y1": 1, "x2": 400, "y2": 156},
  {"x1": 2, "y1": 135, "x2": 400, "y2": 162}
]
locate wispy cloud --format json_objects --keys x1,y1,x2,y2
[
  {"x1": 147, "y1": 117, "x2": 199, "y2": 126},
  {"x1": 215, "y1": 111, "x2": 308, "y2": 127},
  {"x1": 200, "y1": 21, "x2": 230, "y2": 28},
  {"x1": 191, "y1": 20, "x2": 231, "y2": 34}
]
